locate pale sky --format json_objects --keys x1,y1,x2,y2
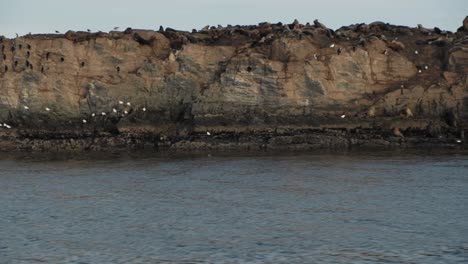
[{"x1": 0, "y1": 0, "x2": 466, "y2": 38}]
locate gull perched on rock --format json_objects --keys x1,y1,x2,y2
[
  {"x1": 113, "y1": 108, "x2": 117, "y2": 113},
  {"x1": 330, "y1": 43, "x2": 335, "y2": 48},
  {"x1": 4, "y1": 123, "x2": 11, "y2": 129},
  {"x1": 123, "y1": 110, "x2": 128, "y2": 114},
  {"x1": 91, "y1": 113, "x2": 96, "y2": 117},
  {"x1": 23, "y1": 106, "x2": 29, "y2": 110},
  {"x1": 142, "y1": 107, "x2": 146, "y2": 112},
  {"x1": 119, "y1": 100, "x2": 124, "y2": 105},
  {"x1": 82, "y1": 119, "x2": 87, "y2": 123},
  {"x1": 45, "y1": 107, "x2": 50, "y2": 112},
  {"x1": 340, "y1": 114, "x2": 346, "y2": 118},
  {"x1": 206, "y1": 131, "x2": 211, "y2": 136},
  {"x1": 101, "y1": 112, "x2": 106, "y2": 116},
  {"x1": 456, "y1": 139, "x2": 462, "y2": 143},
  {"x1": 126, "y1": 102, "x2": 131, "y2": 106},
  {"x1": 414, "y1": 50, "x2": 419, "y2": 55}
]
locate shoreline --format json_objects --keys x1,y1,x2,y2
[{"x1": 1, "y1": 126, "x2": 465, "y2": 153}]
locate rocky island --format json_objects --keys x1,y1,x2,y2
[{"x1": 0, "y1": 18, "x2": 467, "y2": 151}]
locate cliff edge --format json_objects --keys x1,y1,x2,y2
[{"x1": 1, "y1": 18, "x2": 467, "y2": 151}]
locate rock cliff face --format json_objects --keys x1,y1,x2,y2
[{"x1": 0, "y1": 19, "x2": 467, "y2": 151}]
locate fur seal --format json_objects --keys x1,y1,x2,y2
[
  {"x1": 388, "y1": 40, "x2": 405, "y2": 51},
  {"x1": 367, "y1": 106, "x2": 376, "y2": 117},
  {"x1": 313, "y1": 19, "x2": 326, "y2": 29}
]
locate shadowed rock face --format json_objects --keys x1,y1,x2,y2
[{"x1": 0, "y1": 19, "x2": 467, "y2": 151}]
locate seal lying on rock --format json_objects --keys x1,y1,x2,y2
[{"x1": 388, "y1": 40, "x2": 405, "y2": 51}]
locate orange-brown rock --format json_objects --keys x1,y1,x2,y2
[{"x1": 0, "y1": 19, "x2": 467, "y2": 151}]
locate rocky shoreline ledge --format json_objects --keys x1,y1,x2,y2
[{"x1": 1, "y1": 18, "x2": 467, "y2": 152}]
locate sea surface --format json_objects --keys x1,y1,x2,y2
[{"x1": 0, "y1": 149, "x2": 467, "y2": 264}]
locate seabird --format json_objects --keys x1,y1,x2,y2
[
  {"x1": 118, "y1": 100, "x2": 124, "y2": 105},
  {"x1": 123, "y1": 110, "x2": 128, "y2": 115},
  {"x1": 456, "y1": 139, "x2": 462, "y2": 143},
  {"x1": 82, "y1": 119, "x2": 87, "y2": 123},
  {"x1": 405, "y1": 107, "x2": 414, "y2": 118},
  {"x1": 4, "y1": 123, "x2": 11, "y2": 129},
  {"x1": 414, "y1": 50, "x2": 419, "y2": 55},
  {"x1": 23, "y1": 106, "x2": 29, "y2": 110},
  {"x1": 113, "y1": 27, "x2": 119, "y2": 30},
  {"x1": 206, "y1": 131, "x2": 211, "y2": 136},
  {"x1": 142, "y1": 107, "x2": 146, "y2": 112},
  {"x1": 87, "y1": 29, "x2": 91, "y2": 32},
  {"x1": 424, "y1": 65, "x2": 429, "y2": 70},
  {"x1": 101, "y1": 112, "x2": 106, "y2": 116},
  {"x1": 418, "y1": 69, "x2": 422, "y2": 73},
  {"x1": 126, "y1": 102, "x2": 131, "y2": 106},
  {"x1": 45, "y1": 107, "x2": 50, "y2": 112},
  {"x1": 383, "y1": 49, "x2": 388, "y2": 55},
  {"x1": 15, "y1": 33, "x2": 18, "y2": 38},
  {"x1": 112, "y1": 108, "x2": 117, "y2": 113},
  {"x1": 91, "y1": 113, "x2": 96, "y2": 117},
  {"x1": 330, "y1": 43, "x2": 335, "y2": 48},
  {"x1": 313, "y1": 54, "x2": 318, "y2": 60},
  {"x1": 55, "y1": 30, "x2": 60, "y2": 33},
  {"x1": 340, "y1": 114, "x2": 346, "y2": 118}
]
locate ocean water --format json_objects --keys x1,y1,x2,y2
[{"x1": 0, "y1": 150, "x2": 467, "y2": 263}]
